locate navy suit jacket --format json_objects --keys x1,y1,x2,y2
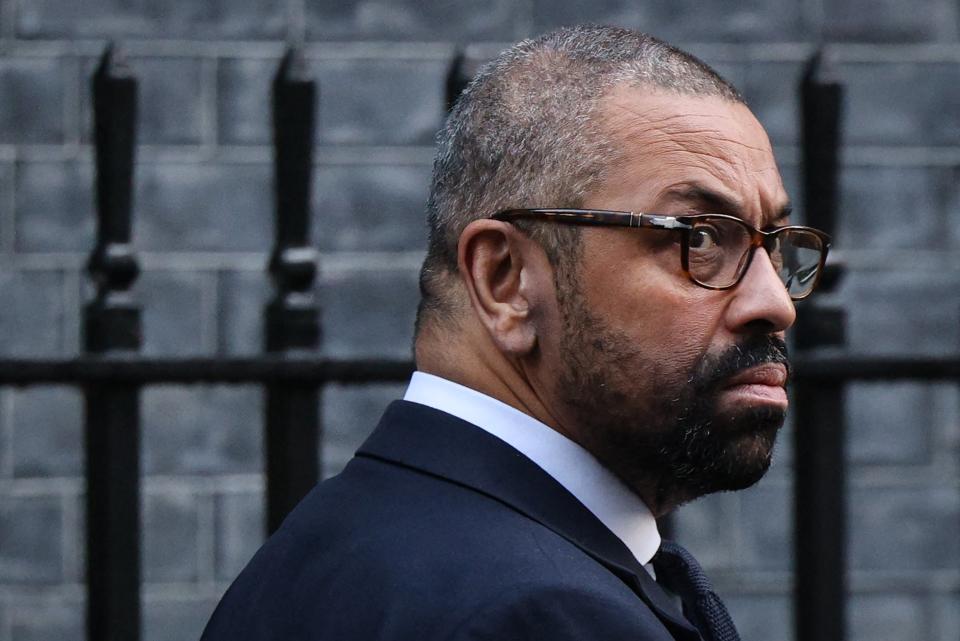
[{"x1": 201, "y1": 400, "x2": 702, "y2": 641}]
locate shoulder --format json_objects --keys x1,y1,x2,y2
[
  {"x1": 206, "y1": 449, "x2": 673, "y2": 640},
  {"x1": 445, "y1": 582, "x2": 677, "y2": 641},
  {"x1": 282, "y1": 458, "x2": 669, "y2": 639}
]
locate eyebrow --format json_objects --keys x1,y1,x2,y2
[{"x1": 662, "y1": 184, "x2": 793, "y2": 224}]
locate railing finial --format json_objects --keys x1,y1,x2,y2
[
  {"x1": 87, "y1": 42, "x2": 141, "y2": 352},
  {"x1": 268, "y1": 46, "x2": 319, "y2": 351}
]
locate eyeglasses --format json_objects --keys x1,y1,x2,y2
[{"x1": 491, "y1": 208, "x2": 832, "y2": 301}]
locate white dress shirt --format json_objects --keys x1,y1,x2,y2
[{"x1": 403, "y1": 371, "x2": 661, "y2": 567}]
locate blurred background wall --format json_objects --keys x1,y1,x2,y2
[{"x1": 0, "y1": 1, "x2": 957, "y2": 640}]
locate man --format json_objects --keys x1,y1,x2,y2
[{"x1": 202, "y1": 25, "x2": 829, "y2": 641}]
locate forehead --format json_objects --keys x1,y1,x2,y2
[{"x1": 591, "y1": 86, "x2": 788, "y2": 225}]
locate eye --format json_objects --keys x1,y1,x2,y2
[{"x1": 689, "y1": 224, "x2": 722, "y2": 250}]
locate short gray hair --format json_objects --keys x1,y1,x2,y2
[{"x1": 416, "y1": 25, "x2": 743, "y2": 329}]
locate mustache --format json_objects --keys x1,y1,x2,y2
[{"x1": 694, "y1": 335, "x2": 790, "y2": 392}]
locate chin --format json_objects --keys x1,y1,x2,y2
[
  {"x1": 668, "y1": 407, "x2": 784, "y2": 503},
  {"x1": 712, "y1": 434, "x2": 777, "y2": 491}
]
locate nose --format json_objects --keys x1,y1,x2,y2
[{"x1": 725, "y1": 248, "x2": 796, "y2": 334}]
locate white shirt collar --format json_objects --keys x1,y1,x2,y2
[{"x1": 403, "y1": 371, "x2": 661, "y2": 566}]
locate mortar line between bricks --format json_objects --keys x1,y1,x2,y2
[
  {"x1": 8, "y1": 250, "x2": 958, "y2": 273},
  {"x1": 0, "y1": 584, "x2": 85, "y2": 600},
  {"x1": 711, "y1": 570, "x2": 960, "y2": 593},
  {"x1": 828, "y1": 43, "x2": 960, "y2": 63},
  {"x1": 0, "y1": 250, "x2": 428, "y2": 271},
  {"x1": 843, "y1": 146, "x2": 960, "y2": 166},
  {"x1": 3, "y1": 39, "x2": 960, "y2": 61},
  {"x1": 848, "y1": 467, "x2": 960, "y2": 487},
  {"x1": 6, "y1": 143, "x2": 439, "y2": 165},
  {"x1": 826, "y1": 249, "x2": 960, "y2": 270},
  {"x1": 7, "y1": 250, "x2": 959, "y2": 273},
  {"x1": 847, "y1": 570, "x2": 960, "y2": 592},
  {"x1": 141, "y1": 581, "x2": 236, "y2": 600},
  {"x1": 17, "y1": 143, "x2": 960, "y2": 167},
  {"x1": 0, "y1": 474, "x2": 265, "y2": 495},
  {"x1": 142, "y1": 474, "x2": 264, "y2": 491},
  {"x1": 321, "y1": 252, "x2": 425, "y2": 271},
  {"x1": 692, "y1": 572, "x2": 792, "y2": 593},
  {"x1": 0, "y1": 39, "x2": 458, "y2": 60},
  {"x1": 0, "y1": 477, "x2": 83, "y2": 496},
  {"x1": 772, "y1": 146, "x2": 960, "y2": 167},
  {"x1": 141, "y1": 478, "x2": 263, "y2": 497},
  {"x1": 0, "y1": 254, "x2": 87, "y2": 269}
]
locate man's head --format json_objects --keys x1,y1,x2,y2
[
  {"x1": 418, "y1": 25, "x2": 743, "y2": 326},
  {"x1": 415, "y1": 26, "x2": 815, "y2": 515}
]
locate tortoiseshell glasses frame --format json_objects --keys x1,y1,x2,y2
[{"x1": 491, "y1": 208, "x2": 832, "y2": 301}]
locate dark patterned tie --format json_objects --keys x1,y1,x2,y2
[{"x1": 652, "y1": 540, "x2": 741, "y2": 641}]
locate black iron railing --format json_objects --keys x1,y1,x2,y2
[
  {"x1": 0, "y1": 44, "x2": 956, "y2": 641},
  {"x1": 793, "y1": 50, "x2": 848, "y2": 641},
  {"x1": 84, "y1": 47, "x2": 143, "y2": 641},
  {"x1": 0, "y1": 44, "x2": 412, "y2": 641}
]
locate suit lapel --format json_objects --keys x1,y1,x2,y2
[{"x1": 357, "y1": 401, "x2": 701, "y2": 641}]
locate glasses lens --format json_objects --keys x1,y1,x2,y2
[
  {"x1": 686, "y1": 217, "x2": 753, "y2": 287},
  {"x1": 775, "y1": 229, "x2": 824, "y2": 298}
]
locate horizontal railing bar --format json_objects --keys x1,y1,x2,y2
[
  {"x1": 792, "y1": 355, "x2": 960, "y2": 381},
  {"x1": 0, "y1": 355, "x2": 957, "y2": 386},
  {"x1": 0, "y1": 357, "x2": 415, "y2": 385}
]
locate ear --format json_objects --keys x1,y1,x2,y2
[{"x1": 457, "y1": 219, "x2": 549, "y2": 356}]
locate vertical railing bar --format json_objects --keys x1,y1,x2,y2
[
  {"x1": 794, "y1": 48, "x2": 847, "y2": 641},
  {"x1": 445, "y1": 51, "x2": 490, "y2": 112},
  {"x1": 445, "y1": 51, "x2": 470, "y2": 111},
  {"x1": 265, "y1": 48, "x2": 321, "y2": 535},
  {"x1": 85, "y1": 44, "x2": 143, "y2": 641}
]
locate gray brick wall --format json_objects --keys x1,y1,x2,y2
[{"x1": 0, "y1": 2, "x2": 957, "y2": 640}]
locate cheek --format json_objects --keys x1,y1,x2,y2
[
  {"x1": 613, "y1": 278, "x2": 722, "y2": 374},
  {"x1": 579, "y1": 233, "x2": 726, "y2": 368}
]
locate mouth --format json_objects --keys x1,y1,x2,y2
[{"x1": 717, "y1": 362, "x2": 789, "y2": 409}]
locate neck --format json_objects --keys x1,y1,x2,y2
[{"x1": 415, "y1": 322, "x2": 571, "y2": 442}]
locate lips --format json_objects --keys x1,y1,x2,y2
[
  {"x1": 718, "y1": 362, "x2": 789, "y2": 407},
  {"x1": 722, "y1": 363, "x2": 788, "y2": 389}
]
